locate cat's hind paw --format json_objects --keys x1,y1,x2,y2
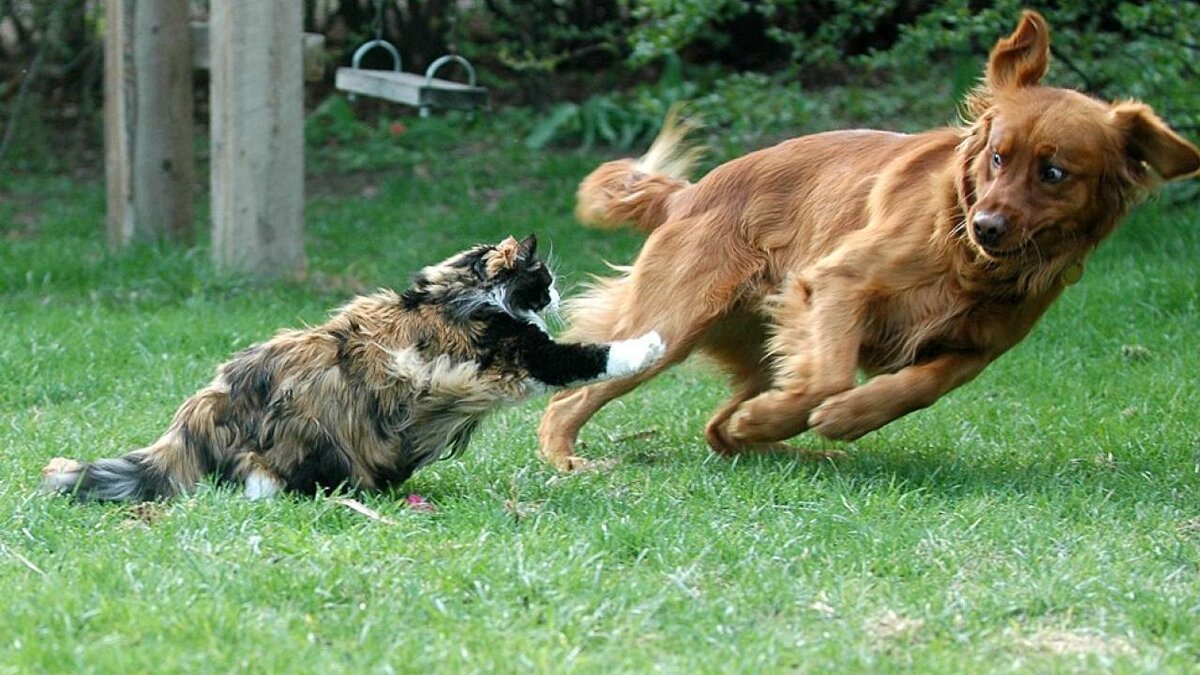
[{"x1": 606, "y1": 331, "x2": 666, "y2": 378}]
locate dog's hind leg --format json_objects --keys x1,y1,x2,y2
[
  {"x1": 703, "y1": 374, "x2": 770, "y2": 455},
  {"x1": 538, "y1": 315, "x2": 716, "y2": 471},
  {"x1": 540, "y1": 217, "x2": 765, "y2": 470},
  {"x1": 539, "y1": 374, "x2": 658, "y2": 471},
  {"x1": 698, "y1": 313, "x2": 774, "y2": 454}
]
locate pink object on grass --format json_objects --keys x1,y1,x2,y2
[{"x1": 405, "y1": 493, "x2": 435, "y2": 512}]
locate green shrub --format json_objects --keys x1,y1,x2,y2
[{"x1": 536, "y1": 1, "x2": 1195, "y2": 169}]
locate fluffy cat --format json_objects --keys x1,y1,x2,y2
[{"x1": 42, "y1": 235, "x2": 664, "y2": 501}]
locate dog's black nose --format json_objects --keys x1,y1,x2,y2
[{"x1": 972, "y1": 211, "x2": 1009, "y2": 248}]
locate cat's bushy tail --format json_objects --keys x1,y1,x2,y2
[
  {"x1": 574, "y1": 110, "x2": 702, "y2": 234},
  {"x1": 42, "y1": 390, "x2": 222, "y2": 502}
]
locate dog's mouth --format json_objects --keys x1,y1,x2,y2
[
  {"x1": 965, "y1": 231, "x2": 1026, "y2": 259},
  {"x1": 972, "y1": 223, "x2": 1070, "y2": 261},
  {"x1": 975, "y1": 241, "x2": 1025, "y2": 259}
]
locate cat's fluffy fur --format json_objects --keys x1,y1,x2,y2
[{"x1": 42, "y1": 235, "x2": 664, "y2": 501}]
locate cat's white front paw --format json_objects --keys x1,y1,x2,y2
[{"x1": 606, "y1": 331, "x2": 666, "y2": 378}]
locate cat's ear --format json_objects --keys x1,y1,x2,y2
[
  {"x1": 518, "y1": 233, "x2": 538, "y2": 258},
  {"x1": 488, "y1": 237, "x2": 521, "y2": 274}
]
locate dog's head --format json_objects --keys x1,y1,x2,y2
[{"x1": 957, "y1": 11, "x2": 1199, "y2": 274}]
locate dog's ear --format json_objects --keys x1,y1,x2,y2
[
  {"x1": 956, "y1": 114, "x2": 992, "y2": 210},
  {"x1": 986, "y1": 11, "x2": 1050, "y2": 91},
  {"x1": 1109, "y1": 102, "x2": 1200, "y2": 181}
]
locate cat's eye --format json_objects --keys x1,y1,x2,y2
[
  {"x1": 990, "y1": 151, "x2": 1002, "y2": 169},
  {"x1": 1040, "y1": 163, "x2": 1067, "y2": 184}
]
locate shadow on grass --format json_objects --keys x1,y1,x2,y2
[{"x1": 707, "y1": 438, "x2": 1180, "y2": 504}]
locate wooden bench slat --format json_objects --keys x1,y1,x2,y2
[{"x1": 335, "y1": 68, "x2": 488, "y2": 110}]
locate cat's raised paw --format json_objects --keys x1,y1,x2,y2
[{"x1": 606, "y1": 331, "x2": 666, "y2": 377}]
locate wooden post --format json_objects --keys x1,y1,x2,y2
[
  {"x1": 209, "y1": 0, "x2": 306, "y2": 278},
  {"x1": 104, "y1": 0, "x2": 194, "y2": 248}
]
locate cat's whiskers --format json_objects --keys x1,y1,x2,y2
[
  {"x1": 542, "y1": 283, "x2": 564, "y2": 333},
  {"x1": 520, "y1": 310, "x2": 550, "y2": 334}
]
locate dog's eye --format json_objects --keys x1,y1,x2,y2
[
  {"x1": 990, "y1": 151, "x2": 1002, "y2": 169},
  {"x1": 1040, "y1": 164, "x2": 1067, "y2": 184}
]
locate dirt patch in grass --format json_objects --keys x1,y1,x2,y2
[
  {"x1": 1017, "y1": 628, "x2": 1136, "y2": 658},
  {"x1": 867, "y1": 609, "x2": 925, "y2": 649},
  {"x1": 120, "y1": 502, "x2": 167, "y2": 529},
  {"x1": 1177, "y1": 516, "x2": 1200, "y2": 537}
]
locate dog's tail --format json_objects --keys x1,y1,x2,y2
[
  {"x1": 575, "y1": 110, "x2": 703, "y2": 233},
  {"x1": 41, "y1": 389, "x2": 224, "y2": 502}
]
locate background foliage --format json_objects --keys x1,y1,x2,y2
[
  {"x1": 1, "y1": 1, "x2": 1196, "y2": 171},
  {"x1": 2, "y1": 2, "x2": 1199, "y2": 672}
]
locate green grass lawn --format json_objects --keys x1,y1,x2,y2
[{"x1": 1, "y1": 114, "x2": 1198, "y2": 673}]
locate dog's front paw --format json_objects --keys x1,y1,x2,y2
[
  {"x1": 719, "y1": 390, "x2": 818, "y2": 448},
  {"x1": 724, "y1": 406, "x2": 792, "y2": 448},
  {"x1": 606, "y1": 331, "x2": 666, "y2": 378},
  {"x1": 808, "y1": 392, "x2": 879, "y2": 441},
  {"x1": 539, "y1": 448, "x2": 593, "y2": 473}
]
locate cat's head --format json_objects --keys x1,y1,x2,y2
[{"x1": 408, "y1": 234, "x2": 558, "y2": 320}]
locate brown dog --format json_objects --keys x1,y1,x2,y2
[{"x1": 538, "y1": 11, "x2": 1200, "y2": 470}]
